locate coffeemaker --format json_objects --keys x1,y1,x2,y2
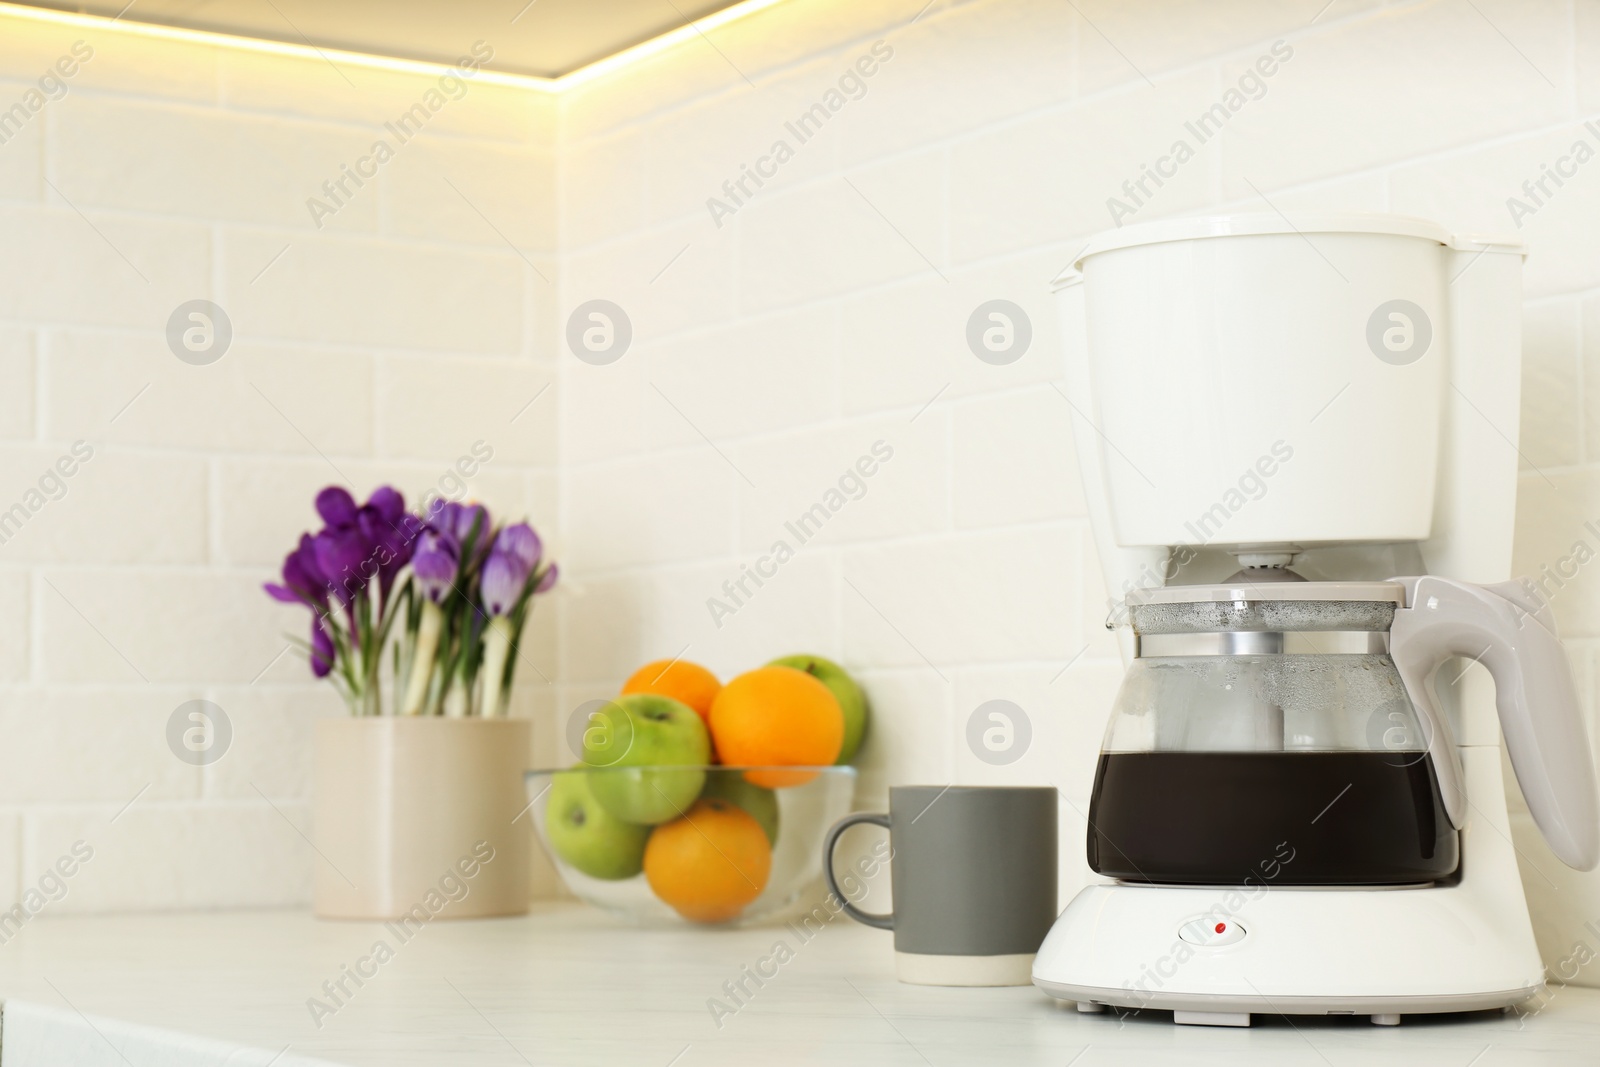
[{"x1": 1033, "y1": 214, "x2": 1600, "y2": 1027}]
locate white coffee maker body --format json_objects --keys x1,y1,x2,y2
[{"x1": 1034, "y1": 214, "x2": 1599, "y2": 1026}]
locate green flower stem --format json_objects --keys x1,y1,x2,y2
[
  {"x1": 479, "y1": 616, "x2": 514, "y2": 719},
  {"x1": 442, "y1": 671, "x2": 470, "y2": 718},
  {"x1": 400, "y1": 599, "x2": 442, "y2": 716}
]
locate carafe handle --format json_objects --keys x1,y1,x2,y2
[{"x1": 1390, "y1": 575, "x2": 1600, "y2": 871}]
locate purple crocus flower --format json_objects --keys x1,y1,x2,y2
[
  {"x1": 535, "y1": 562, "x2": 559, "y2": 594},
  {"x1": 495, "y1": 523, "x2": 541, "y2": 573},
  {"x1": 433, "y1": 501, "x2": 486, "y2": 549},
  {"x1": 366, "y1": 486, "x2": 405, "y2": 526},
  {"x1": 264, "y1": 533, "x2": 329, "y2": 608},
  {"x1": 356, "y1": 506, "x2": 389, "y2": 554},
  {"x1": 356, "y1": 496, "x2": 417, "y2": 601},
  {"x1": 371, "y1": 487, "x2": 424, "y2": 566},
  {"x1": 310, "y1": 615, "x2": 335, "y2": 678},
  {"x1": 316, "y1": 486, "x2": 359, "y2": 528},
  {"x1": 307, "y1": 484, "x2": 420, "y2": 606},
  {"x1": 390, "y1": 513, "x2": 426, "y2": 576},
  {"x1": 480, "y1": 550, "x2": 529, "y2": 616},
  {"x1": 411, "y1": 530, "x2": 458, "y2": 603},
  {"x1": 422, "y1": 496, "x2": 449, "y2": 531},
  {"x1": 432, "y1": 501, "x2": 461, "y2": 539},
  {"x1": 313, "y1": 525, "x2": 372, "y2": 606},
  {"x1": 455, "y1": 503, "x2": 488, "y2": 541}
]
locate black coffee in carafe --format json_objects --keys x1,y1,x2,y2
[{"x1": 1087, "y1": 750, "x2": 1459, "y2": 885}]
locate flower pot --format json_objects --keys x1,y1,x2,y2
[{"x1": 313, "y1": 717, "x2": 532, "y2": 920}]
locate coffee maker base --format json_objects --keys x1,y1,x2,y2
[
  {"x1": 1031, "y1": 875, "x2": 1545, "y2": 1029},
  {"x1": 1033, "y1": 745, "x2": 1550, "y2": 1027},
  {"x1": 1037, "y1": 977, "x2": 1540, "y2": 1027}
]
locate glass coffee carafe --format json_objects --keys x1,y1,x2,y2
[{"x1": 1087, "y1": 581, "x2": 1460, "y2": 886}]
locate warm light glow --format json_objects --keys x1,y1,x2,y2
[
  {"x1": 558, "y1": 0, "x2": 790, "y2": 87},
  {"x1": 0, "y1": 0, "x2": 789, "y2": 92}
]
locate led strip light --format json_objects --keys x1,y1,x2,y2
[{"x1": 0, "y1": 0, "x2": 790, "y2": 92}]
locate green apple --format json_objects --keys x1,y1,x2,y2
[
  {"x1": 769, "y1": 654, "x2": 869, "y2": 764},
  {"x1": 543, "y1": 770, "x2": 650, "y2": 880},
  {"x1": 702, "y1": 771, "x2": 780, "y2": 846},
  {"x1": 583, "y1": 693, "x2": 711, "y2": 824}
]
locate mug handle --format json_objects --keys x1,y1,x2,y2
[{"x1": 822, "y1": 812, "x2": 893, "y2": 930}]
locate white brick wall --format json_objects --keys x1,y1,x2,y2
[
  {"x1": 0, "y1": 16, "x2": 557, "y2": 910},
  {"x1": 552, "y1": 0, "x2": 1600, "y2": 931},
  {"x1": 7, "y1": 0, "x2": 1600, "y2": 930}
]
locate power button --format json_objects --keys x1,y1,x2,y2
[{"x1": 1178, "y1": 917, "x2": 1247, "y2": 946}]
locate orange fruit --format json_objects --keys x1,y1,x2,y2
[
  {"x1": 709, "y1": 665, "x2": 844, "y2": 788},
  {"x1": 622, "y1": 659, "x2": 721, "y2": 723},
  {"x1": 644, "y1": 798, "x2": 771, "y2": 923}
]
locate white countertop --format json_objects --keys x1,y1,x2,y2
[{"x1": 0, "y1": 904, "x2": 1596, "y2": 1065}]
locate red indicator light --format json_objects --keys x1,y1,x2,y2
[{"x1": 1214, "y1": 923, "x2": 1226, "y2": 934}]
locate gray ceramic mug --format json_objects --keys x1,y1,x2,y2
[{"x1": 823, "y1": 785, "x2": 1058, "y2": 986}]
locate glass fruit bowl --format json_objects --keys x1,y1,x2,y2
[{"x1": 526, "y1": 764, "x2": 857, "y2": 926}]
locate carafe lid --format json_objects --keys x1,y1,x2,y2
[
  {"x1": 1126, "y1": 581, "x2": 1403, "y2": 635},
  {"x1": 1128, "y1": 581, "x2": 1404, "y2": 607}
]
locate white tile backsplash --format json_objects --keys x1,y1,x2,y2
[
  {"x1": 199, "y1": 683, "x2": 344, "y2": 801},
  {"x1": 0, "y1": 447, "x2": 208, "y2": 565},
  {"x1": 564, "y1": 448, "x2": 740, "y2": 571},
  {"x1": 561, "y1": 131, "x2": 651, "y2": 249},
  {"x1": 1388, "y1": 120, "x2": 1600, "y2": 298},
  {"x1": 642, "y1": 53, "x2": 845, "y2": 225},
  {"x1": 838, "y1": 524, "x2": 1082, "y2": 669},
  {"x1": 647, "y1": 304, "x2": 840, "y2": 445},
  {"x1": 947, "y1": 67, "x2": 1217, "y2": 263},
  {"x1": 0, "y1": 14, "x2": 554, "y2": 915},
  {"x1": 219, "y1": 229, "x2": 531, "y2": 353},
  {"x1": 552, "y1": 0, "x2": 1600, "y2": 969},
  {"x1": 0, "y1": 101, "x2": 41, "y2": 201},
  {"x1": 834, "y1": 0, "x2": 1078, "y2": 167},
  {"x1": 29, "y1": 802, "x2": 312, "y2": 912},
  {"x1": 1217, "y1": 0, "x2": 1573, "y2": 197},
  {"x1": 737, "y1": 162, "x2": 945, "y2": 312},
  {"x1": 850, "y1": 667, "x2": 953, "y2": 806},
  {"x1": 0, "y1": 688, "x2": 199, "y2": 803},
  {"x1": 1522, "y1": 301, "x2": 1583, "y2": 470},
  {"x1": 217, "y1": 48, "x2": 547, "y2": 141},
  {"x1": 838, "y1": 252, "x2": 1067, "y2": 417},
  {"x1": 0, "y1": 571, "x2": 29, "y2": 683},
  {"x1": 45, "y1": 332, "x2": 376, "y2": 457},
  {"x1": 734, "y1": 412, "x2": 949, "y2": 549},
  {"x1": 0, "y1": 22, "x2": 218, "y2": 103},
  {"x1": 562, "y1": 217, "x2": 740, "y2": 340},
  {"x1": 51, "y1": 96, "x2": 382, "y2": 231},
  {"x1": 38, "y1": 570, "x2": 292, "y2": 684},
  {"x1": 4, "y1": 0, "x2": 1600, "y2": 930},
  {"x1": 0, "y1": 205, "x2": 211, "y2": 328},
  {"x1": 952, "y1": 386, "x2": 1086, "y2": 528},
  {"x1": 383, "y1": 137, "x2": 559, "y2": 251},
  {"x1": 0, "y1": 329, "x2": 36, "y2": 441},
  {"x1": 376, "y1": 354, "x2": 556, "y2": 463},
  {"x1": 948, "y1": 660, "x2": 1121, "y2": 804}
]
